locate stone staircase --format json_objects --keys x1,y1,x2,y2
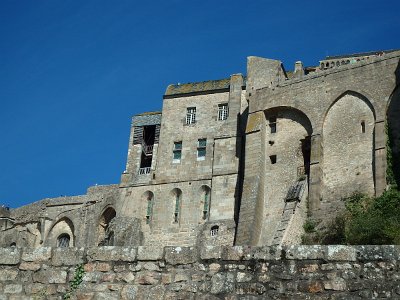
[{"x1": 271, "y1": 180, "x2": 306, "y2": 246}]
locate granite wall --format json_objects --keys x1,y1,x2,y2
[{"x1": 0, "y1": 245, "x2": 399, "y2": 299}]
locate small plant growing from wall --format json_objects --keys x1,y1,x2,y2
[{"x1": 63, "y1": 264, "x2": 85, "y2": 299}]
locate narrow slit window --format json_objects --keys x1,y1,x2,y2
[
  {"x1": 361, "y1": 121, "x2": 366, "y2": 133},
  {"x1": 270, "y1": 155, "x2": 277, "y2": 164},
  {"x1": 174, "y1": 192, "x2": 181, "y2": 223},
  {"x1": 203, "y1": 189, "x2": 210, "y2": 220},
  {"x1": 269, "y1": 116, "x2": 277, "y2": 133},
  {"x1": 146, "y1": 195, "x2": 153, "y2": 224}
]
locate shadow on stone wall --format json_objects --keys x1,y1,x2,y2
[{"x1": 387, "y1": 60, "x2": 400, "y2": 186}]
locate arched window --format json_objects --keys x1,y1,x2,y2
[
  {"x1": 200, "y1": 186, "x2": 211, "y2": 220},
  {"x1": 210, "y1": 225, "x2": 219, "y2": 237},
  {"x1": 57, "y1": 234, "x2": 70, "y2": 248},
  {"x1": 171, "y1": 189, "x2": 182, "y2": 223},
  {"x1": 143, "y1": 191, "x2": 154, "y2": 224},
  {"x1": 10, "y1": 242, "x2": 16, "y2": 248}
]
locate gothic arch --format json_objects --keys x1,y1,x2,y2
[
  {"x1": 141, "y1": 191, "x2": 154, "y2": 224},
  {"x1": 322, "y1": 91, "x2": 375, "y2": 207},
  {"x1": 47, "y1": 217, "x2": 75, "y2": 247}
]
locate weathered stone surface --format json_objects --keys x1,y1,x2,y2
[
  {"x1": 210, "y1": 272, "x2": 235, "y2": 294},
  {"x1": 200, "y1": 245, "x2": 222, "y2": 260},
  {"x1": 328, "y1": 245, "x2": 357, "y2": 262},
  {"x1": 355, "y1": 245, "x2": 400, "y2": 261},
  {"x1": 32, "y1": 268, "x2": 67, "y2": 284},
  {"x1": 84, "y1": 262, "x2": 112, "y2": 272},
  {"x1": 22, "y1": 247, "x2": 51, "y2": 262},
  {"x1": 87, "y1": 247, "x2": 137, "y2": 262},
  {"x1": 19, "y1": 262, "x2": 41, "y2": 271},
  {"x1": 252, "y1": 246, "x2": 282, "y2": 260},
  {"x1": 137, "y1": 246, "x2": 164, "y2": 261},
  {"x1": 52, "y1": 247, "x2": 85, "y2": 266},
  {"x1": 164, "y1": 247, "x2": 196, "y2": 265},
  {"x1": 0, "y1": 268, "x2": 18, "y2": 281},
  {"x1": 3, "y1": 284, "x2": 23, "y2": 294},
  {"x1": 285, "y1": 245, "x2": 326, "y2": 260},
  {"x1": 0, "y1": 248, "x2": 20, "y2": 265}
]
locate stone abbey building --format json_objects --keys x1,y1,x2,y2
[{"x1": 1, "y1": 50, "x2": 400, "y2": 249}]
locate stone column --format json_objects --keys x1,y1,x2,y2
[
  {"x1": 309, "y1": 133, "x2": 323, "y2": 215},
  {"x1": 374, "y1": 120, "x2": 387, "y2": 196}
]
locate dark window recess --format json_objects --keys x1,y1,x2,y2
[
  {"x1": 301, "y1": 136, "x2": 311, "y2": 177},
  {"x1": 269, "y1": 117, "x2": 277, "y2": 133},
  {"x1": 270, "y1": 155, "x2": 277, "y2": 164},
  {"x1": 140, "y1": 125, "x2": 156, "y2": 170},
  {"x1": 210, "y1": 225, "x2": 219, "y2": 236},
  {"x1": 361, "y1": 121, "x2": 366, "y2": 133}
]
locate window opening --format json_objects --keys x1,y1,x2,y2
[
  {"x1": 174, "y1": 192, "x2": 181, "y2": 223},
  {"x1": 186, "y1": 107, "x2": 196, "y2": 125},
  {"x1": 218, "y1": 104, "x2": 229, "y2": 121},
  {"x1": 139, "y1": 125, "x2": 156, "y2": 175},
  {"x1": 300, "y1": 137, "x2": 311, "y2": 177},
  {"x1": 197, "y1": 139, "x2": 207, "y2": 160},
  {"x1": 10, "y1": 242, "x2": 16, "y2": 248},
  {"x1": 202, "y1": 188, "x2": 211, "y2": 220},
  {"x1": 361, "y1": 121, "x2": 366, "y2": 133},
  {"x1": 146, "y1": 194, "x2": 154, "y2": 224},
  {"x1": 210, "y1": 225, "x2": 219, "y2": 236},
  {"x1": 269, "y1": 116, "x2": 277, "y2": 133},
  {"x1": 98, "y1": 208, "x2": 116, "y2": 246},
  {"x1": 270, "y1": 155, "x2": 277, "y2": 164},
  {"x1": 57, "y1": 234, "x2": 70, "y2": 248},
  {"x1": 173, "y1": 141, "x2": 182, "y2": 163}
]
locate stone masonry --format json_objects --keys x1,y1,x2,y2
[
  {"x1": 1, "y1": 49, "x2": 400, "y2": 249},
  {"x1": 0, "y1": 245, "x2": 400, "y2": 299}
]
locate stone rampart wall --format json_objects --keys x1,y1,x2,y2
[{"x1": 0, "y1": 245, "x2": 399, "y2": 299}]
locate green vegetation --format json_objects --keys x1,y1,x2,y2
[{"x1": 63, "y1": 264, "x2": 85, "y2": 299}]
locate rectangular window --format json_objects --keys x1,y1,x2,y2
[
  {"x1": 218, "y1": 104, "x2": 229, "y2": 121},
  {"x1": 173, "y1": 141, "x2": 182, "y2": 163},
  {"x1": 269, "y1": 116, "x2": 277, "y2": 133},
  {"x1": 197, "y1": 138, "x2": 206, "y2": 160},
  {"x1": 186, "y1": 107, "x2": 196, "y2": 125}
]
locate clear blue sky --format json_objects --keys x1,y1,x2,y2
[{"x1": 1, "y1": 0, "x2": 399, "y2": 208}]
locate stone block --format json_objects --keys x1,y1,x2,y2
[
  {"x1": 84, "y1": 262, "x2": 112, "y2": 272},
  {"x1": 252, "y1": 246, "x2": 282, "y2": 260},
  {"x1": 21, "y1": 247, "x2": 51, "y2": 262},
  {"x1": 200, "y1": 245, "x2": 222, "y2": 260},
  {"x1": 52, "y1": 247, "x2": 85, "y2": 266},
  {"x1": 87, "y1": 247, "x2": 137, "y2": 262},
  {"x1": 32, "y1": 268, "x2": 67, "y2": 284},
  {"x1": 164, "y1": 247, "x2": 197, "y2": 265},
  {"x1": 137, "y1": 246, "x2": 163, "y2": 261},
  {"x1": 4, "y1": 284, "x2": 23, "y2": 294},
  {"x1": 327, "y1": 245, "x2": 356, "y2": 261},
  {"x1": 0, "y1": 268, "x2": 18, "y2": 281},
  {"x1": 0, "y1": 248, "x2": 20, "y2": 265},
  {"x1": 135, "y1": 271, "x2": 161, "y2": 285},
  {"x1": 356, "y1": 245, "x2": 400, "y2": 261},
  {"x1": 285, "y1": 245, "x2": 326, "y2": 260},
  {"x1": 19, "y1": 262, "x2": 41, "y2": 271},
  {"x1": 222, "y1": 245, "x2": 251, "y2": 261}
]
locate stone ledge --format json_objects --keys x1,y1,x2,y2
[{"x1": 0, "y1": 245, "x2": 399, "y2": 265}]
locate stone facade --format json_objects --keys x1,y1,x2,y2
[
  {"x1": 0, "y1": 245, "x2": 400, "y2": 299},
  {"x1": 1, "y1": 49, "x2": 400, "y2": 249}
]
